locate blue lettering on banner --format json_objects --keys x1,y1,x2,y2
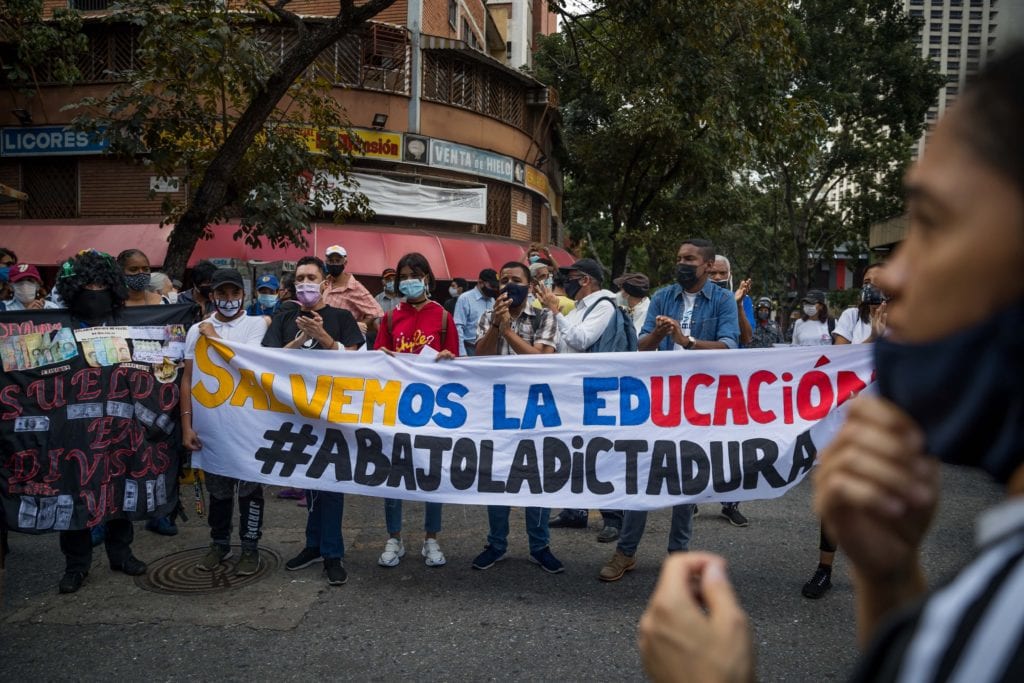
[
  {"x1": 428, "y1": 139, "x2": 514, "y2": 182},
  {"x1": 1, "y1": 126, "x2": 109, "y2": 157}
]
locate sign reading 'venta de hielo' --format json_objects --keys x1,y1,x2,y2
[{"x1": 190, "y1": 339, "x2": 874, "y2": 509}]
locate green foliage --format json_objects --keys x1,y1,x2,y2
[
  {"x1": 0, "y1": 0, "x2": 87, "y2": 96},
  {"x1": 65, "y1": 0, "x2": 373, "y2": 257}
]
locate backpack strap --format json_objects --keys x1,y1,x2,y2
[
  {"x1": 581, "y1": 296, "x2": 618, "y2": 321},
  {"x1": 440, "y1": 307, "x2": 449, "y2": 349}
]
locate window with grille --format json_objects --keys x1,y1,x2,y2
[
  {"x1": 71, "y1": 0, "x2": 112, "y2": 9},
  {"x1": 449, "y1": 0, "x2": 457, "y2": 29},
  {"x1": 22, "y1": 159, "x2": 78, "y2": 219}
]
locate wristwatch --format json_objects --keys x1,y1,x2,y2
[{"x1": 685, "y1": 337, "x2": 697, "y2": 350}]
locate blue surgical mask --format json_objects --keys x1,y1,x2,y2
[
  {"x1": 0, "y1": 266, "x2": 9, "y2": 283},
  {"x1": 384, "y1": 280, "x2": 396, "y2": 294},
  {"x1": 529, "y1": 255, "x2": 540, "y2": 264},
  {"x1": 258, "y1": 294, "x2": 277, "y2": 308},
  {"x1": 399, "y1": 278, "x2": 427, "y2": 299},
  {"x1": 544, "y1": 277, "x2": 553, "y2": 289}
]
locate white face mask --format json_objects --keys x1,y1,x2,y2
[
  {"x1": 214, "y1": 298, "x2": 243, "y2": 318},
  {"x1": 803, "y1": 304, "x2": 819, "y2": 317},
  {"x1": 449, "y1": 286, "x2": 459, "y2": 298},
  {"x1": 13, "y1": 281, "x2": 38, "y2": 304},
  {"x1": 166, "y1": 291, "x2": 179, "y2": 304}
]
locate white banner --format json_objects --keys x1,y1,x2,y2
[
  {"x1": 189, "y1": 340, "x2": 874, "y2": 510},
  {"x1": 317, "y1": 172, "x2": 487, "y2": 224}
]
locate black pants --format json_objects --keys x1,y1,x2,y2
[
  {"x1": 820, "y1": 524, "x2": 837, "y2": 553},
  {"x1": 60, "y1": 518, "x2": 134, "y2": 574},
  {"x1": 207, "y1": 475, "x2": 264, "y2": 550},
  {"x1": 562, "y1": 509, "x2": 623, "y2": 528}
]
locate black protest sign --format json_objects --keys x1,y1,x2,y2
[{"x1": 0, "y1": 305, "x2": 194, "y2": 533}]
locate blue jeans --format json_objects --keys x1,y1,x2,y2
[
  {"x1": 385, "y1": 499, "x2": 442, "y2": 535},
  {"x1": 306, "y1": 491, "x2": 344, "y2": 559},
  {"x1": 486, "y1": 506, "x2": 549, "y2": 554},
  {"x1": 617, "y1": 504, "x2": 694, "y2": 557}
]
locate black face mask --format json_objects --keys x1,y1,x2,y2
[
  {"x1": 481, "y1": 284, "x2": 500, "y2": 299},
  {"x1": 500, "y1": 283, "x2": 530, "y2": 308},
  {"x1": 757, "y1": 310, "x2": 770, "y2": 321},
  {"x1": 74, "y1": 289, "x2": 115, "y2": 323},
  {"x1": 563, "y1": 278, "x2": 583, "y2": 300},
  {"x1": 712, "y1": 279, "x2": 730, "y2": 289},
  {"x1": 875, "y1": 301, "x2": 1024, "y2": 484},
  {"x1": 326, "y1": 263, "x2": 345, "y2": 277},
  {"x1": 675, "y1": 264, "x2": 700, "y2": 289}
]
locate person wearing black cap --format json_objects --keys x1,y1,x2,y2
[
  {"x1": 538, "y1": 257, "x2": 625, "y2": 539},
  {"x1": 180, "y1": 268, "x2": 272, "y2": 578},
  {"x1": 454, "y1": 268, "x2": 498, "y2": 356},
  {"x1": 790, "y1": 289, "x2": 834, "y2": 346},
  {"x1": 614, "y1": 272, "x2": 651, "y2": 335},
  {"x1": 375, "y1": 267, "x2": 401, "y2": 317}
]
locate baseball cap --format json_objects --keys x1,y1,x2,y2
[
  {"x1": 325, "y1": 245, "x2": 347, "y2": 257},
  {"x1": 382, "y1": 267, "x2": 397, "y2": 278},
  {"x1": 479, "y1": 268, "x2": 499, "y2": 285},
  {"x1": 9, "y1": 264, "x2": 42, "y2": 284},
  {"x1": 802, "y1": 289, "x2": 827, "y2": 305},
  {"x1": 613, "y1": 272, "x2": 650, "y2": 296},
  {"x1": 559, "y1": 258, "x2": 604, "y2": 283},
  {"x1": 255, "y1": 273, "x2": 280, "y2": 291},
  {"x1": 210, "y1": 268, "x2": 245, "y2": 291}
]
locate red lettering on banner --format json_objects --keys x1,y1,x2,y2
[
  {"x1": 131, "y1": 369, "x2": 154, "y2": 400},
  {"x1": 66, "y1": 448, "x2": 105, "y2": 487},
  {"x1": 81, "y1": 483, "x2": 118, "y2": 527},
  {"x1": 0, "y1": 384, "x2": 23, "y2": 419},
  {"x1": 130, "y1": 445, "x2": 160, "y2": 478},
  {"x1": 747, "y1": 371, "x2": 778, "y2": 423},
  {"x1": 108, "y1": 448, "x2": 132, "y2": 481},
  {"x1": 835, "y1": 370, "x2": 868, "y2": 405},
  {"x1": 71, "y1": 368, "x2": 102, "y2": 401},
  {"x1": 712, "y1": 375, "x2": 749, "y2": 426},
  {"x1": 44, "y1": 448, "x2": 63, "y2": 483},
  {"x1": 88, "y1": 417, "x2": 117, "y2": 450},
  {"x1": 159, "y1": 382, "x2": 179, "y2": 412},
  {"x1": 651, "y1": 376, "x2": 682, "y2": 427},
  {"x1": 27, "y1": 377, "x2": 65, "y2": 410},
  {"x1": 683, "y1": 374, "x2": 714, "y2": 426},
  {"x1": 109, "y1": 366, "x2": 131, "y2": 400},
  {"x1": 7, "y1": 449, "x2": 40, "y2": 485},
  {"x1": 796, "y1": 370, "x2": 834, "y2": 421}
]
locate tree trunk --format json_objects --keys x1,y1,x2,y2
[{"x1": 162, "y1": 0, "x2": 396, "y2": 280}]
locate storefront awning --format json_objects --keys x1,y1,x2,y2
[{"x1": 0, "y1": 220, "x2": 575, "y2": 280}]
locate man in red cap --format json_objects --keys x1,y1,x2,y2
[{"x1": 5, "y1": 264, "x2": 59, "y2": 311}]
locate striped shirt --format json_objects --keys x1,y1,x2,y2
[
  {"x1": 852, "y1": 498, "x2": 1024, "y2": 683},
  {"x1": 476, "y1": 305, "x2": 557, "y2": 356}
]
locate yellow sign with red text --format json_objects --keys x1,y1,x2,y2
[{"x1": 300, "y1": 127, "x2": 402, "y2": 160}]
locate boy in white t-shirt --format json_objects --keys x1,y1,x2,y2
[{"x1": 179, "y1": 268, "x2": 270, "y2": 576}]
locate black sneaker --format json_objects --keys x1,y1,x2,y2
[
  {"x1": 549, "y1": 510, "x2": 588, "y2": 529},
  {"x1": 58, "y1": 571, "x2": 87, "y2": 594},
  {"x1": 802, "y1": 566, "x2": 833, "y2": 599},
  {"x1": 471, "y1": 545, "x2": 507, "y2": 570},
  {"x1": 286, "y1": 547, "x2": 323, "y2": 571},
  {"x1": 721, "y1": 506, "x2": 749, "y2": 527},
  {"x1": 110, "y1": 555, "x2": 147, "y2": 576},
  {"x1": 529, "y1": 546, "x2": 565, "y2": 574},
  {"x1": 324, "y1": 558, "x2": 348, "y2": 586}
]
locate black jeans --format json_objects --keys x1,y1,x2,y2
[
  {"x1": 60, "y1": 518, "x2": 134, "y2": 574},
  {"x1": 206, "y1": 473, "x2": 264, "y2": 550},
  {"x1": 560, "y1": 509, "x2": 622, "y2": 528}
]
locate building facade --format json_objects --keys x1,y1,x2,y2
[{"x1": 0, "y1": 0, "x2": 565, "y2": 277}]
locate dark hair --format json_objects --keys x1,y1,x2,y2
[
  {"x1": 296, "y1": 255, "x2": 326, "y2": 274},
  {"x1": 680, "y1": 238, "x2": 716, "y2": 263},
  {"x1": 957, "y1": 46, "x2": 1024, "y2": 196},
  {"x1": 116, "y1": 249, "x2": 149, "y2": 269},
  {"x1": 397, "y1": 252, "x2": 435, "y2": 289},
  {"x1": 191, "y1": 260, "x2": 219, "y2": 286},
  {"x1": 56, "y1": 249, "x2": 129, "y2": 314},
  {"x1": 500, "y1": 260, "x2": 532, "y2": 282},
  {"x1": 280, "y1": 273, "x2": 296, "y2": 298},
  {"x1": 0, "y1": 247, "x2": 17, "y2": 263},
  {"x1": 452, "y1": 277, "x2": 468, "y2": 290}
]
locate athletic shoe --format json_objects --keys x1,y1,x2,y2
[
  {"x1": 324, "y1": 558, "x2": 348, "y2": 585},
  {"x1": 802, "y1": 566, "x2": 833, "y2": 599},
  {"x1": 277, "y1": 487, "x2": 305, "y2": 500},
  {"x1": 471, "y1": 545, "x2": 506, "y2": 570},
  {"x1": 721, "y1": 506, "x2": 749, "y2": 527},
  {"x1": 529, "y1": 546, "x2": 565, "y2": 574},
  {"x1": 549, "y1": 510, "x2": 588, "y2": 528},
  {"x1": 598, "y1": 550, "x2": 637, "y2": 582},
  {"x1": 596, "y1": 525, "x2": 620, "y2": 543},
  {"x1": 145, "y1": 516, "x2": 179, "y2": 536},
  {"x1": 110, "y1": 555, "x2": 147, "y2": 576},
  {"x1": 422, "y1": 538, "x2": 446, "y2": 567},
  {"x1": 285, "y1": 546, "x2": 322, "y2": 571},
  {"x1": 235, "y1": 548, "x2": 261, "y2": 576},
  {"x1": 58, "y1": 571, "x2": 87, "y2": 594},
  {"x1": 196, "y1": 543, "x2": 233, "y2": 571},
  {"x1": 378, "y1": 538, "x2": 406, "y2": 567}
]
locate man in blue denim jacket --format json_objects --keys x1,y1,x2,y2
[{"x1": 599, "y1": 238, "x2": 740, "y2": 582}]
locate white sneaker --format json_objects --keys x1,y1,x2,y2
[
  {"x1": 422, "y1": 538, "x2": 446, "y2": 567},
  {"x1": 378, "y1": 538, "x2": 406, "y2": 567}
]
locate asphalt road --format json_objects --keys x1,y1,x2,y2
[{"x1": 1, "y1": 464, "x2": 999, "y2": 682}]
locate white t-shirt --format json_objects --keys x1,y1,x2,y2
[
  {"x1": 791, "y1": 318, "x2": 833, "y2": 346},
  {"x1": 834, "y1": 307, "x2": 872, "y2": 344},
  {"x1": 3, "y1": 298, "x2": 60, "y2": 311},
  {"x1": 672, "y1": 291, "x2": 699, "y2": 350},
  {"x1": 184, "y1": 311, "x2": 269, "y2": 360}
]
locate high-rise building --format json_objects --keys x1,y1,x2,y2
[{"x1": 485, "y1": 0, "x2": 558, "y2": 69}]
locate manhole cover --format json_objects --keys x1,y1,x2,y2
[{"x1": 135, "y1": 545, "x2": 281, "y2": 595}]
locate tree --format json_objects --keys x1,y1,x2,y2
[
  {"x1": 534, "y1": 0, "x2": 796, "y2": 280},
  {"x1": 757, "y1": 0, "x2": 942, "y2": 296},
  {"x1": 69, "y1": 0, "x2": 396, "y2": 279}
]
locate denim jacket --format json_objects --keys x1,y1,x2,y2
[{"x1": 640, "y1": 280, "x2": 740, "y2": 350}]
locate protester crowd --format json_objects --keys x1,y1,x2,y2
[{"x1": 2, "y1": 44, "x2": 1019, "y2": 683}]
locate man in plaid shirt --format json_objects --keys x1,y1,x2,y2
[{"x1": 470, "y1": 261, "x2": 564, "y2": 574}]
